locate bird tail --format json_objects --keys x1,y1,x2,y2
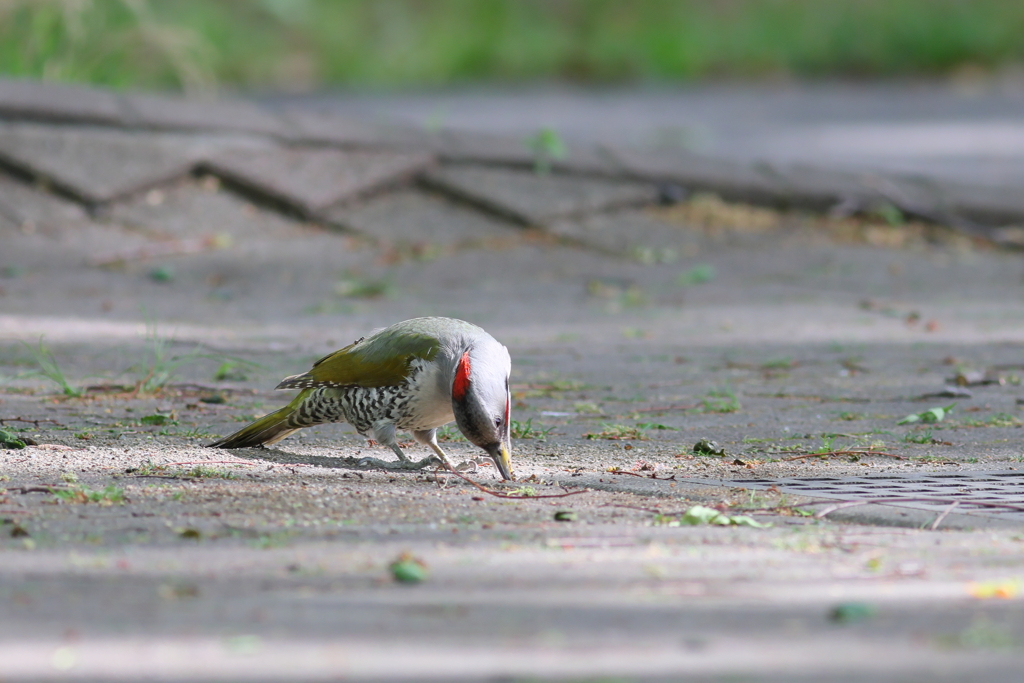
[{"x1": 208, "y1": 389, "x2": 311, "y2": 449}]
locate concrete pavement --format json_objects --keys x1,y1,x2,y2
[{"x1": 3, "y1": 78, "x2": 1024, "y2": 681}]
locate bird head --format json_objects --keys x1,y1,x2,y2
[{"x1": 450, "y1": 339, "x2": 513, "y2": 480}]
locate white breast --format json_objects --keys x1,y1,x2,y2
[{"x1": 399, "y1": 357, "x2": 455, "y2": 430}]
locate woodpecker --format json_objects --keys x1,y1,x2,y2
[{"x1": 210, "y1": 317, "x2": 513, "y2": 479}]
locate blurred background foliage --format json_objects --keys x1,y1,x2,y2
[{"x1": 2, "y1": 0, "x2": 1024, "y2": 92}]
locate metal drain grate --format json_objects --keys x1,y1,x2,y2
[{"x1": 682, "y1": 471, "x2": 1024, "y2": 521}]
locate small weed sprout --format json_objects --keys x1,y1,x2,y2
[
  {"x1": 510, "y1": 418, "x2": 553, "y2": 440},
  {"x1": 135, "y1": 325, "x2": 210, "y2": 395},
  {"x1": 53, "y1": 485, "x2": 125, "y2": 506},
  {"x1": 950, "y1": 413, "x2": 1020, "y2": 428},
  {"x1": 23, "y1": 338, "x2": 81, "y2": 397},
  {"x1": 676, "y1": 264, "x2": 716, "y2": 286},
  {"x1": 584, "y1": 424, "x2": 649, "y2": 441},
  {"x1": 904, "y1": 430, "x2": 934, "y2": 444},
  {"x1": 333, "y1": 273, "x2": 393, "y2": 299},
  {"x1": 177, "y1": 465, "x2": 234, "y2": 479},
  {"x1": 508, "y1": 486, "x2": 537, "y2": 497},
  {"x1": 982, "y1": 413, "x2": 1020, "y2": 428},
  {"x1": 635, "y1": 422, "x2": 677, "y2": 431},
  {"x1": 524, "y1": 127, "x2": 567, "y2": 175},
  {"x1": 814, "y1": 434, "x2": 837, "y2": 453},
  {"x1": 180, "y1": 426, "x2": 216, "y2": 438},
  {"x1": 701, "y1": 389, "x2": 740, "y2": 413},
  {"x1": 126, "y1": 461, "x2": 232, "y2": 479},
  {"x1": 127, "y1": 460, "x2": 167, "y2": 476},
  {"x1": 436, "y1": 425, "x2": 467, "y2": 442},
  {"x1": 213, "y1": 361, "x2": 248, "y2": 382},
  {"x1": 134, "y1": 321, "x2": 257, "y2": 394}
]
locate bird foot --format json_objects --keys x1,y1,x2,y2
[{"x1": 355, "y1": 455, "x2": 441, "y2": 472}]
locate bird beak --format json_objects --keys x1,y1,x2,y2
[{"x1": 486, "y1": 441, "x2": 513, "y2": 481}]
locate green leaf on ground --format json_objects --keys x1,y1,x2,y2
[
  {"x1": 692, "y1": 439, "x2": 725, "y2": 456},
  {"x1": 390, "y1": 553, "x2": 428, "y2": 583},
  {"x1": 898, "y1": 403, "x2": 955, "y2": 425},
  {"x1": 148, "y1": 265, "x2": 175, "y2": 283},
  {"x1": 680, "y1": 505, "x2": 770, "y2": 528},
  {"x1": 0, "y1": 427, "x2": 26, "y2": 449},
  {"x1": 830, "y1": 602, "x2": 877, "y2": 623}
]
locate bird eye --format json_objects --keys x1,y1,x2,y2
[{"x1": 494, "y1": 417, "x2": 503, "y2": 428}]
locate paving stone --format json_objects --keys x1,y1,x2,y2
[
  {"x1": 435, "y1": 131, "x2": 622, "y2": 175},
  {"x1": 774, "y1": 165, "x2": 1024, "y2": 227},
  {"x1": 202, "y1": 146, "x2": 434, "y2": 216},
  {"x1": 0, "y1": 173, "x2": 89, "y2": 229},
  {"x1": 285, "y1": 111, "x2": 616, "y2": 174},
  {"x1": 103, "y1": 181, "x2": 367, "y2": 322},
  {"x1": 549, "y1": 145, "x2": 624, "y2": 176},
  {"x1": 1, "y1": 215, "x2": 150, "y2": 269},
  {"x1": 766, "y1": 163, "x2": 965, "y2": 217},
  {"x1": 605, "y1": 145, "x2": 785, "y2": 205},
  {"x1": 282, "y1": 109, "x2": 435, "y2": 149},
  {"x1": 929, "y1": 180, "x2": 1024, "y2": 225},
  {"x1": 107, "y1": 177, "x2": 306, "y2": 242},
  {"x1": 547, "y1": 207, "x2": 702, "y2": 261},
  {"x1": 326, "y1": 188, "x2": 518, "y2": 245},
  {"x1": 3, "y1": 191, "x2": 364, "y2": 324},
  {"x1": 93, "y1": 180, "x2": 368, "y2": 321},
  {"x1": 757, "y1": 163, "x2": 871, "y2": 209},
  {"x1": 122, "y1": 93, "x2": 287, "y2": 137},
  {"x1": 430, "y1": 129, "x2": 535, "y2": 165},
  {"x1": 0, "y1": 124, "x2": 202, "y2": 204},
  {"x1": 423, "y1": 164, "x2": 658, "y2": 225},
  {"x1": 605, "y1": 146, "x2": 1024, "y2": 233},
  {"x1": 0, "y1": 78, "x2": 125, "y2": 125}
]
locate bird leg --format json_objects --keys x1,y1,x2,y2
[
  {"x1": 389, "y1": 442, "x2": 411, "y2": 463},
  {"x1": 412, "y1": 428, "x2": 482, "y2": 474},
  {"x1": 354, "y1": 442, "x2": 440, "y2": 472},
  {"x1": 354, "y1": 422, "x2": 442, "y2": 472}
]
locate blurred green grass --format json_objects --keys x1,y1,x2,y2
[{"x1": 3, "y1": 0, "x2": 1024, "y2": 91}]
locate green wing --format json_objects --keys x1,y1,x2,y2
[{"x1": 276, "y1": 330, "x2": 440, "y2": 390}]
